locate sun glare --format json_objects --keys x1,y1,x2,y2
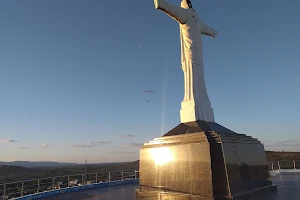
[{"x1": 150, "y1": 147, "x2": 173, "y2": 165}]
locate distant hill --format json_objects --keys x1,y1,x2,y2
[
  {"x1": 1, "y1": 151, "x2": 299, "y2": 169},
  {"x1": 0, "y1": 160, "x2": 139, "y2": 184},
  {"x1": 0, "y1": 161, "x2": 78, "y2": 168},
  {"x1": 266, "y1": 151, "x2": 300, "y2": 161},
  {"x1": 132, "y1": 160, "x2": 139, "y2": 165},
  {"x1": 0, "y1": 165, "x2": 43, "y2": 177}
]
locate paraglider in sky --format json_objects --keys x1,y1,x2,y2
[
  {"x1": 143, "y1": 90, "x2": 155, "y2": 94},
  {"x1": 143, "y1": 90, "x2": 155, "y2": 102}
]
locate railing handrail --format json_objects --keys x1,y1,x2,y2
[
  {"x1": 0, "y1": 161, "x2": 298, "y2": 186},
  {"x1": 268, "y1": 160, "x2": 300, "y2": 162},
  {"x1": 1, "y1": 169, "x2": 139, "y2": 200},
  {"x1": 1, "y1": 169, "x2": 137, "y2": 186}
]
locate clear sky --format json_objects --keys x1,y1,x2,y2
[{"x1": 1, "y1": 0, "x2": 300, "y2": 163}]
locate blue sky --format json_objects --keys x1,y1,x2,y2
[{"x1": 1, "y1": 0, "x2": 300, "y2": 163}]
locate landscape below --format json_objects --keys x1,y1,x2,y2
[
  {"x1": 0, "y1": 151, "x2": 299, "y2": 184},
  {"x1": 0, "y1": 161, "x2": 139, "y2": 184}
]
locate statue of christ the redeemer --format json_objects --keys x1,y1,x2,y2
[{"x1": 154, "y1": 0, "x2": 218, "y2": 123}]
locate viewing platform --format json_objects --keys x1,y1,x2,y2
[{"x1": 1, "y1": 163, "x2": 300, "y2": 200}]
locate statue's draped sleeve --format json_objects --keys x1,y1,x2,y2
[
  {"x1": 180, "y1": 25, "x2": 186, "y2": 66},
  {"x1": 155, "y1": 0, "x2": 188, "y2": 24}
]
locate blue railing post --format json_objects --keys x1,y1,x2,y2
[
  {"x1": 21, "y1": 182, "x2": 24, "y2": 197},
  {"x1": 37, "y1": 179, "x2": 40, "y2": 193},
  {"x1": 53, "y1": 178, "x2": 55, "y2": 190},
  {"x1": 108, "y1": 172, "x2": 111, "y2": 182},
  {"x1": 293, "y1": 160, "x2": 296, "y2": 170},
  {"x1": 96, "y1": 173, "x2": 98, "y2": 183},
  {"x1": 121, "y1": 171, "x2": 124, "y2": 181},
  {"x1": 3, "y1": 184, "x2": 6, "y2": 199}
]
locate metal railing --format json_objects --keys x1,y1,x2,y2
[
  {"x1": 268, "y1": 160, "x2": 300, "y2": 173},
  {"x1": 0, "y1": 169, "x2": 139, "y2": 200},
  {"x1": 1, "y1": 161, "x2": 298, "y2": 199}
]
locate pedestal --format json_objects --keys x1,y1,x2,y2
[{"x1": 136, "y1": 121, "x2": 277, "y2": 200}]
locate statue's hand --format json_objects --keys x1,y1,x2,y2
[
  {"x1": 154, "y1": 0, "x2": 165, "y2": 9},
  {"x1": 211, "y1": 30, "x2": 218, "y2": 38}
]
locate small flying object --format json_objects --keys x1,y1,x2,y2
[{"x1": 143, "y1": 90, "x2": 155, "y2": 102}]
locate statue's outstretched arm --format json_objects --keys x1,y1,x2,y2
[
  {"x1": 154, "y1": 0, "x2": 188, "y2": 24},
  {"x1": 201, "y1": 22, "x2": 218, "y2": 38}
]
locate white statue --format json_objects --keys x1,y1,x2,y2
[{"x1": 154, "y1": 0, "x2": 218, "y2": 123}]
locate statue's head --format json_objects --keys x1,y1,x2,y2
[{"x1": 181, "y1": 0, "x2": 193, "y2": 9}]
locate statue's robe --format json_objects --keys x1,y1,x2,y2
[{"x1": 155, "y1": 0, "x2": 217, "y2": 122}]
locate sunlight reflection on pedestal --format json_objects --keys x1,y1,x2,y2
[{"x1": 150, "y1": 147, "x2": 173, "y2": 165}]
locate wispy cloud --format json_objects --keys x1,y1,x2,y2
[
  {"x1": 69, "y1": 144, "x2": 95, "y2": 148},
  {"x1": 69, "y1": 141, "x2": 111, "y2": 148},
  {"x1": 88, "y1": 141, "x2": 111, "y2": 145},
  {"x1": 41, "y1": 143, "x2": 50, "y2": 148},
  {"x1": 69, "y1": 144, "x2": 94, "y2": 148},
  {"x1": 261, "y1": 140, "x2": 268, "y2": 144},
  {"x1": 263, "y1": 140, "x2": 300, "y2": 151},
  {"x1": 14, "y1": 146, "x2": 28, "y2": 150},
  {"x1": 121, "y1": 134, "x2": 135, "y2": 138},
  {"x1": 109, "y1": 150, "x2": 137, "y2": 154},
  {"x1": 0, "y1": 139, "x2": 17, "y2": 143},
  {"x1": 277, "y1": 140, "x2": 300, "y2": 147},
  {"x1": 125, "y1": 143, "x2": 143, "y2": 148},
  {"x1": 264, "y1": 140, "x2": 300, "y2": 147}
]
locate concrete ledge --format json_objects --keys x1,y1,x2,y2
[{"x1": 15, "y1": 179, "x2": 139, "y2": 200}]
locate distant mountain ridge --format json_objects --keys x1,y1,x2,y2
[
  {"x1": 0, "y1": 165, "x2": 43, "y2": 177},
  {"x1": 0, "y1": 161, "x2": 79, "y2": 168},
  {"x1": 3, "y1": 151, "x2": 299, "y2": 169},
  {"x1": 0, "y1": 161, "x2": 138, "y2": 168}
]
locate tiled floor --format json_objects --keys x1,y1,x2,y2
[
  {"x1": 261, "y1": 172, "x2": 300, "y2": 200},
  {"x1": 43, "y1": 173, "x2": 300, "y2": 200},
  {"x1": 43, "y1": 184, "x2": 139, "y2": 200}
]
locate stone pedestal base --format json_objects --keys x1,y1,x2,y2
[{"x1": 136, "y1": 121, "x2": 277, "y2": 200}]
